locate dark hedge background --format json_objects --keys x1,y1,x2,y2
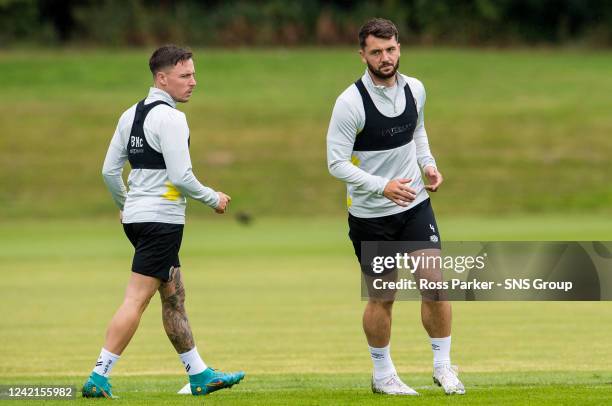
[{"x1": 2, "y1": 0, "x2": 612, "y2": 47}]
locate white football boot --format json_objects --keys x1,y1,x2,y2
[
  {"x1": 433, "y1": 364, "x2": 466, "y2": 395},
  {"x1": 371, "y1": 373, "x2": 419, "y2": 396}
]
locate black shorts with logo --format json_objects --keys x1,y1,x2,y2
[
  {"x1": 348, "y1": 198, "x2": 441, "y2": 272},
  {"x1": 122, "y1": 222, "x2": 184, "y2": 282}
]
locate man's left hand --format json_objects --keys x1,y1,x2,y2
[{"x1": 424, "y1": 166, "x2": 443, "y2": 192}]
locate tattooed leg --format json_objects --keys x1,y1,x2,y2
[{"x1": 159, "y1": 267, "x2": 195, "y2": 353}]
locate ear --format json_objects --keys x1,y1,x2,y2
[
  {"x1": 359, "y1": 49, "x2": 367, "y2": 64},
  {"x1": 156, "y1": 71, "x2": 167, "y2": 87}
]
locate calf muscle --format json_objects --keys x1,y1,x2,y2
[{"x1": 159, "y1": 268, "x2": 194, "y2": 353}]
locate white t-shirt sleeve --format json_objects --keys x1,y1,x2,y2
[
  {"x1": 158, "y1": 110, "x2": 220, "y2": 209},
  {"x1": 326, "y1": 96, "x2": 389, "y2": 195},
  {"x1": 411, "y1": 79, "x2": 437, "y2": 170},
  {"x1": 102, "y1": 117, "x2": 129, "y2": 210}
]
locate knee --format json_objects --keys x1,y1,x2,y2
[
  {"x1": 422, "y1": 299, "x2": 450, "y2": 309},
  {"x1": 162, "y1": 286, "x2": 185, "y2": 311},
  {"x1": 124, "y1": 294, "x2": 153, "y2": 313},
  {"x1": 368, "y1": 299, "x2": 394, "y2": 312}
]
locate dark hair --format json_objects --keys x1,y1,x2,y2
[
  {"x1": 149, "y1": 45, "x2": 193, "y2": 75},
  {"x1": 358, "y1": 18, "x2": 399, "y2": 48}
]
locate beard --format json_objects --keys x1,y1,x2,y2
[{"x1": 367, "y1": 59, "x2": 400, "y2": 80}]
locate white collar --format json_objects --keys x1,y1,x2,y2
[{"x1": 147, "y1": 87, "x2": 177, "y2": 108}]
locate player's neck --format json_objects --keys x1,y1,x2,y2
[{"x1": 153, "y1": 85, "x2": 180, "y2": 103}]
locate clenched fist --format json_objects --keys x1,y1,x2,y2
[{"x1": 215, "y1": 192, "x2": 231, "y2": 214}]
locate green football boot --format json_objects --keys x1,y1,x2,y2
[
  {"x1": 82, "y1": 372, "x2": 113, "y2": 398},
  {"x1": 189, "y1": 367, "x2": 245, "y2": 395}
]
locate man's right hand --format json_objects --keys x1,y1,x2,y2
[
  {"x1": 383, "y1": 178, "x2": 416, "y2": 207},
  {"x1": 215, "y1": 192, "x2": 231, "y2": 214}
]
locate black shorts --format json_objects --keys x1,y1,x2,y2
[
  {"x1": 348, "y1": 198, "x2": 441, "y2": 270},
  {"x1": 122, "y1": 222, "x2": 184, "y2": 282}
]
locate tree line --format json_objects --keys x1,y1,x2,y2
[{"x1": 2, "y1": 0, "x2": 611, "y2": 47}]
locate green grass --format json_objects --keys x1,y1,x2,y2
[
  {"x1": 1, "y1": 46, "x2": 611, "y2": 405},
  {"x1": 1, "y1": 48, "x2": 611, "y2": 219},
  {"x1": 1, "y1": 216, "x2": 611, "y2": 404},
  {"x1": 5, "y1": 373, "x2": 612, "y2": 405}
]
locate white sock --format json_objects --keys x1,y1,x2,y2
[
  {"x1": 93, "y1": 348, "x2": 120, "y2": 378},
  {"x1": 430, "y1": 336, "x2": 451, "y2": 367},
  {"x1": 179, "y1": 347, "x2": 207, "y2": 376},
  {"x1": 369, "y1": 344, "x2": 397, "y2": 380}
]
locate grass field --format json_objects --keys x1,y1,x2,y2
[
  {"x1": 1, "y1": 216, "x2": 611, "y2": 404},
  {"x1": 1, "y1": 47, "x2": 611, "y2": 404},
  {"x1": 1, "y1": 48, "x2": 612, "y2": 219}
]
